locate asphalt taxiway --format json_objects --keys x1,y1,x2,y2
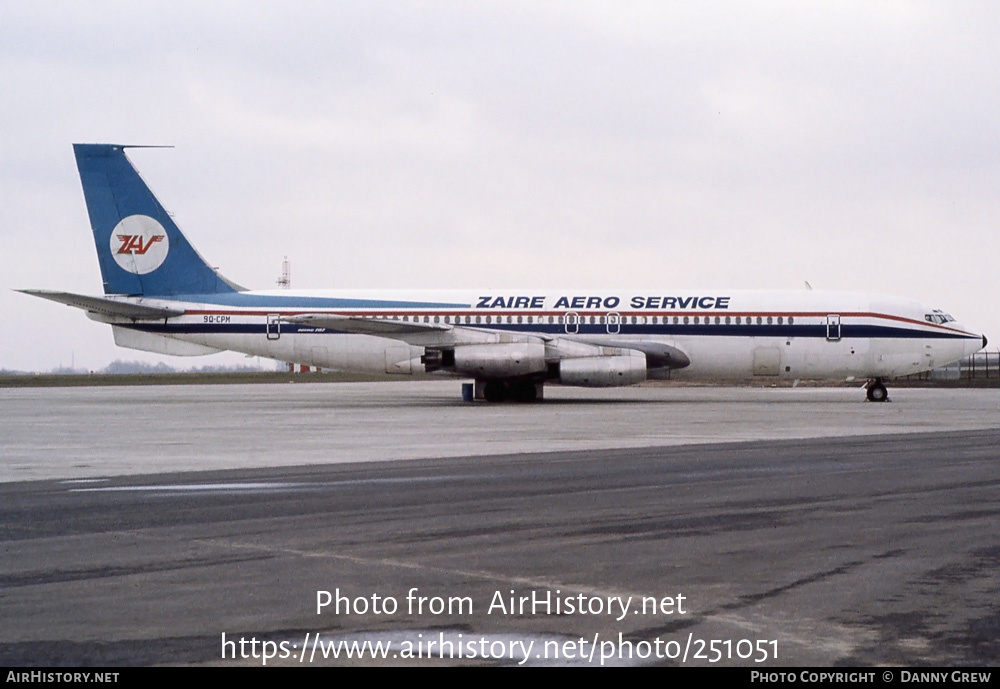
[{"x1": 1, "y1": 382, "x2": 998, "y2": 666}]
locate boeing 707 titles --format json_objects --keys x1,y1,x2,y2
[{"x1": 20, "y1": 144, "x2": 987, "y2": 403}]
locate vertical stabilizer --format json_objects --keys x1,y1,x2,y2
[{"x1": 73, "y1": 143, "x2": 243, "y2": 296}]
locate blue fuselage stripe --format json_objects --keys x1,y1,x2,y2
[{"x1": 169, "y1": 293, "x2": 469, "y2": 308}]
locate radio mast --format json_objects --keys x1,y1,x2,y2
[{"x1": 276, "y1": 256, "x2": 291, "y2": 289}]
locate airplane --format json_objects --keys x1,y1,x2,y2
[{"x1": 19, "y1": 143, "x2": 988, "y2": 403}]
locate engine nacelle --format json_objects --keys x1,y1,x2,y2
[
  {"x1": 451, "y1": 343, "x2": 547, "y2": 378},
  {"x1": 559, "y1": 353, "x2": 647, "y2": 387}
]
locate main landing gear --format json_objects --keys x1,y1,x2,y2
[
  {"x1": 478, "y1": 379, "x2": 542, "y2": 403},
  {"x1": 865, "y1": 378, "x2": 889, "y2": 403}
]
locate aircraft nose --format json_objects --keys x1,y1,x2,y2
[{"x1": 984, "y1": 334, "x2": 989, "y2": 349}]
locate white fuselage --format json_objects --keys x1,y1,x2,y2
[{"x1": 95, "y1": 288, "x2": 984, "y2": 383}]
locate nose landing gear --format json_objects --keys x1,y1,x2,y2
[{"x1": 866, "y1": 379, "x2": 889, "y2": 403}]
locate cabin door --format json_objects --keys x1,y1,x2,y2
[{"x1": 826, "y1": 315, "x2": 841, "y2": 341}]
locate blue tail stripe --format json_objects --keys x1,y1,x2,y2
[{"x1": 74, "y1": 144, "x2": 241, "y2": 296}]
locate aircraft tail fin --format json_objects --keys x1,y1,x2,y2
[{"x1": 73, "y1": 143, "x2": 244, "y2": 296}]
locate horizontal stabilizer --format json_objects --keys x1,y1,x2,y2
[{"x1": 18, "y1": 290, "x2": 184, "y2": 320}]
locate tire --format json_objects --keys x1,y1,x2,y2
[
  {"x1": 483, "y1": 380, "x2": 508, "y2": 403},
  {"x1": 866, "y1": 382, "x2": 888, "y2": 403},
  {"x1": 509, "y1": 381, "x2": 538, "y2": 403}
]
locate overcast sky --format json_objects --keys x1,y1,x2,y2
[{"x1": 1, "y1": 2, "x2": 998, "y2": 372}]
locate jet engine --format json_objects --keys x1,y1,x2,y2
[
  {"x1": 424, "y1": 343, "x2": 547, "y2": 378},
  {"x1": 558, "y1": 353, "x2": 647, "y2": 387}
]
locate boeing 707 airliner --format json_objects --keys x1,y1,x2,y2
[{"x1": 20, "y1": 144, "x2": 987, "y2": 402}]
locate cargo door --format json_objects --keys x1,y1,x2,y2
[{"x1": 752, "y1": 347, "x2": 781, "y2": 376}]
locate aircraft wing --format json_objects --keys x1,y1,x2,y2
[
  {"x1": 283, "y1": 313, "x2": 452, "y2": 335},
  {"x1": 18, "y1": 290, "x2": 185, "y2": 320},
  {"x1": 574, "y1": 338, "x2": 690, "y2": 369},
  {"x1": 284, "y1": 313, "x2": 549, "y2": 348},
  {"x1": 285, "y1": 314, "x2": 689, "y2": 369}
]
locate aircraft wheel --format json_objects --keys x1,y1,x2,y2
[
  {"x1": 866, "y1": 380, "x2": 888, "y2": 403},
  {"x1": 509, "y1": 381, "x2": 538, "y2": 403},
  {"x1": 483, "y1": 380, "x2": 508, "y2": 403}
]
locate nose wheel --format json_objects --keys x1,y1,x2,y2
[{"x1": 866, "y1": 379, "x2": 889, "y2": 403}]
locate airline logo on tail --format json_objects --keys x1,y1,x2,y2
[
  {"x1": 109, "y1": 215, "x2": 169, "y2": 274},
  {"x1": 116, "y1": 234, "x2": 163, "y2": 255}
]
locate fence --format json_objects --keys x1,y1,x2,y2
[
  {"x1": 903, "y1": 350, "x2": 1000, "y2": 381},
  {"x1": 961, "y1": 350, "x2": 1000, "y2": 379}
]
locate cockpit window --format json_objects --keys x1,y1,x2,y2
[{"x1": 925, "y1": 310, "x2": 956, "y2": 325}]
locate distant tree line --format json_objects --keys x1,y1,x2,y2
[{"x1": 1, "y1": 360, "x2": 281, "y2": 376}]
